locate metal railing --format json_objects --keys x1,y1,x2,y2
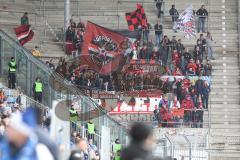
[
  {"x1": 70, "y1": 120, "x2": 102, "y2": 149},
  {"x1": 154, "y1": 132, "x2": 209, "y2": 160},
  {"x1": 0, "y1": 29, "x2": 127, "y2": 145}
]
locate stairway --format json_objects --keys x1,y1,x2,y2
[
  {"x1": 0, "y1": 0, "x2": 66, "y2": 60},
  {"x1": 1, "y1": 0, "x2": 240, "y2": 159},
  {"x1": 206, "y1": 0, "x2": 240, "y2": 159}
]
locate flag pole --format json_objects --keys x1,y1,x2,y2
[{"x1": 64, "y1": 0, "x2": 70, "y2": 53}]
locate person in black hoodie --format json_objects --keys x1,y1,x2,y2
[
  {"x1": 169, "y1": 5, "x2": 179, "y2": 32},
  {"x1": 196, "y1": 5, "x2": 208, "y2": 33},
  {"x1": 121, "y1": 122, "x2": 171, "y2": 160},
  {"x1": 155, "y1": 0, "x2": 164, "y2": 18}
]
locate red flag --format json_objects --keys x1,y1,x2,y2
[
  {"x1": 14, "y1": 25, "x2": 34, "y2": 46},
  {"x1": 80, "y1": 22, "x2": 131, "y2": 75}
]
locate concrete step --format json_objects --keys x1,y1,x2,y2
[
  {"x1": 211, "y1": 124, "x2": 240, "y2": 129},
  {"x1": 210, "y1": 104, "x2": 240, "y2": 109},
  {"x1": 210, "y1": 111, "x2": 240, "y2": 116},
  {"x1": 210, "y1": 95, "x2": 240, "y2": 99}
]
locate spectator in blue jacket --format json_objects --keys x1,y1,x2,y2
[
  {"x1": 0, "y1": 112, "x2": 38, "y2": 160},
  {"x1": 202, "y1": 81, "x2": 210, "y2": 109}
]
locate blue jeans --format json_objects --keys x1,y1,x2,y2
[
  {"x1": 155, "y1": 33, "x2": 162, "y2": 46},
  {"x1": 207, "y1": 46, "x2": 214, "y2": 59},
  {"x1": 143, "y1": 31, "x2": 149, "y2": 43},
  {"x1": 198, "y1": 18, "x2": 206, "y2": 33}
]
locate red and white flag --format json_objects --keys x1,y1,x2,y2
[
  {"x1": 14, "y1": 25, "x2": 34, "y2": 46},
  {"x1": 175, "y1": 5, "x2": 196, "y2": 39}
]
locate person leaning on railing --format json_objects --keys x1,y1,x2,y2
[
  {"x1": 196, "y1": 5, "x2": 208, "y2": 33},
  {"x1": 31, "y1": 46, "x2": 42, "y2": 57}
]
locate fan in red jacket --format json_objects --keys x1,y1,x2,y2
[
  {"x1": 172, "y1": 50, "x2": 180, "y2": 66},
  {"x1": 187, "y1": 59, "x2": 198, "y2": 74},
  {"x1": 181, "y1": 94, "x2": 194, "y2": 123},
  {"x1": 181, "y1": 95, "x2": 194, "y2": 110},
  {"x1": 173, "y1": 67, "x2": 183, "y2": 76},
  {"x1": 160, "y1": 104, "x2": 172, "y2": 127},
  {"x1": 182, "y1": 78, "x2": 191, "y2": 89}
]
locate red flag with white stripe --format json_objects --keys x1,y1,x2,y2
[
  {"x1": 14, "y1": 25, "x2": 34, "y2": 46},
  {"x1": 80, "y1": 21, "x2": 132, "y2": 75}
]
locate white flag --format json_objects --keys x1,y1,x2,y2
[{"x1": 176, "y1": 5, "x2": 196, "y2": 39}]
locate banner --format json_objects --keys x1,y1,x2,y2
[
  {"x1": 80, "y1": 21, "x2": 132, "y2": 75},
  {"x1": 125, "y1": 4, "x2": 148, "y2": 31},
  {"x1": 14, "y1": 25, "x2": 34, "y2": 46},
  {"x1": 175, "y1": 5, "x2": 196, "y2": 39},
  {"x1": 109, "y1": 97, "x2": 162, "y2": 114}
]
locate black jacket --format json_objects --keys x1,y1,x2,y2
[
  {"x1": 121, "y1": 142, "x2": 171, "y2": 160},
  {"x1": 169, "y1": 8, "x2": 179, "y2": 21},
  {"x1": 154, "y1": 24, "x2": 163, "y2": 35},
  {"x1": 196, "y1": 8, "x2": 208, "y2": 17},
  {"x1": 155, "y1": 0, "x2": 163, "y2": 9}
]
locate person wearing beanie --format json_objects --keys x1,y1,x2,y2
[
  {"x1": 0, "y1": 108, "x2": 56, "y2": 160},
  {"x1": 0, "y1": 111, "x2": 39, "y2": 160}
]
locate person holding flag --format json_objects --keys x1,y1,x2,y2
[{"x1": 14, "y1": 12, "x2": 34, "y2": 46}]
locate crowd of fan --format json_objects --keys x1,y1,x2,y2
[
  {"x1": 0, "y1": 86, "x2": 102, "y2": 159},
  {"x1": 65, "y1": 19, "x2": 86, "y2": 55},
  {"x1": 152, "y1": 76, "x2": 211, "y2": 128},
  {"x1": 51, "y1": 39, "x2": 212, "y2": 92},
  {"x1": 0, "y1": 87, "x2": 51, "y2": 135},
  {"x1": 70, "y1": 132, "x2": 100, "y2": 160},
  {"x1": 143, "y1": 69, "x2": 210, "y2": 129},
  {"x1": 0, "y1": 88, "x2": 24, "y2": 136}
]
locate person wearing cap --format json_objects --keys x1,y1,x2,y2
[
  {"x1": 169, "y1": 5, "x2": 179, "y2": 33},
  {"x1": 33, "y1": 77, "x2": 43, "y2": 103},
  {"x1": 8, "y1": 57, "x2": 17, "y2": 89},
  {"x1": 21, "y1": 12, "x2": 29, "y2": 25},
  {"x1": 113, "y1": 138, "x2": 122, "y2": 160}
]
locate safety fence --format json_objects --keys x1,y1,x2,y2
[
  {"x1": 153, "y1": 129, "x2": 209, "y2": 160},
  {"x1": 0, "y1": 29, "x2": 128, "y2": 159}
]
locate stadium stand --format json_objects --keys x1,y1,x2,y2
[{"x1": 0, "y1": 0, "x2": 240, "y2": 159}]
